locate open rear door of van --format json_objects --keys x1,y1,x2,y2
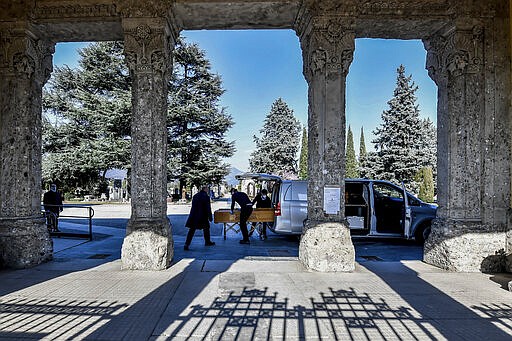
[{"x1": 401, "y1": 182, "x2": 412, "y2": 238}]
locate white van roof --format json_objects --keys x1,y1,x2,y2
[{"x1": 234, "y1": 173, "x2": 282, "y2": 182}]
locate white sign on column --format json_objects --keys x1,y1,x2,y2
[{"x1": 323, "y1": 186, "x2": 341, "y2": 215}]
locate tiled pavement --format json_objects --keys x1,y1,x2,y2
[{"x1": 1, "y1": 206, "x2": 511, "y2": 340}]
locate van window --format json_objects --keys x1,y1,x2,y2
[
  {"x1": 291, "y1": 181, "x2": 308, "y2": 201},
  {"x1": 408, "y1": 195, "x2": 420, "y2": 206},
  {"x1": 373, "y1": 183, "x2": 403, "y2": 201}
]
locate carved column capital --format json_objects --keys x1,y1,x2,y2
[
  {"x1": 122, "y1": 18, "x2": 176, "y2": 77},
  {"x1": 424, "y1": 24, "x2": 484, "y2": 85},
  {"x1": 0, "y1": 24, "x2": 55, "y2": 85},
  {"x1": 297, "y1": 15, "x2": 355, "y2": 82}
]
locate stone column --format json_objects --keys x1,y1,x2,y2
[
  {"x1": 423, "y1": 16, "x2": 511, "y2": 272},
  {"x1": 295, "y1": 15, "x2": 355, "y2": 272},
  {"x1": 120, "y1": 17, "x2": 176, "y2": 270},
  {"x1": 508, "y1": 0, "x2": 512, "y2": 277},
  {"x1": 0, "y1": 23, "x2": 54, "y2": 268}
]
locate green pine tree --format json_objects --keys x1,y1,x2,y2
[
  {"x1": 346, "y1": 126, "x2": 358, "y2": 178},
  {"x1": 249, "y1": 98, "x2": 301, "y2": 178},
  {"x1": 42, "y1": 41, "x2": 131, "y2": 194},
  {"x1": 168, "y1": 37, "x2": 235, "y2": 192},
  {"x1": 43, "y1": 38, "x2": 235, "y2": 196},
  {"x1": 361, "y1": 65, "x2": 436, "y2": 192},
  {"x1": 298, "y1": 126, "x2": 308, "y2": 179}
]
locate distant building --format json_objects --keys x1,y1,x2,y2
[{"x1": 104, "y1": 169, "x2": 129, "y2": 201}]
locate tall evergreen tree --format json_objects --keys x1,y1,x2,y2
[
  {"x1": 418, "y1": 117, "x2": 437, "y2": 186},
  {"x1": 358, "y1": 126, "x2": 367, "y2": 177},
  {"x1": 359, "y1": 126, "x2": 367, "y2": 159},
  {"x1": 168, "y1": 38, "x2": 235, "y2": 192},
  {"x1": 416, "y1": 166, "x2": 435, "y2": 202},
  {"x1": 298, "y1": 126, "x2": 308, "y2": 180},
  {"x1": 42, "y1": 41, "x2": 131, "y2": 194},
  {"x1": 361, "y1": 65, "x2": 436, "y2": 191},
  {"x1": 43, "y1": 38, "x2": 234, "y2": 196},
  {"x1": 346, "y1": 126, "x2": 358, "y2": 178},
  {"x1": 249, "y1": 98, "x2": 301, "y2": 178}
]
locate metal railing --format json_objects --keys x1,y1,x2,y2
[{"x1": 41, "y1": 204, "x2": 95, "y2": 240}]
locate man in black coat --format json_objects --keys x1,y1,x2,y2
[
  {"x1": 251, "y1": 188, "x2": 272, "y2": 240},
  {"x1": 43, "y1": 183, "x2": 63, "y2": 231},
  {"x1": 230, "y1": 188, "x2": 253, "y2": 244},
  {"x1": 184, "y1": 186, "x2": 216, "y2": 250}
]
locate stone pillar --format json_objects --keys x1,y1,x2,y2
[
  {"x1": 120, "y1": 16, "x2": 176, "y2": 270},
  {"x1": 0, "y1": 23, "x2": 54, "y2": 268},
  {"x1": 295, "y1": 14, "x2": 355, "y2": 272},
  {"x1": 508, "y1": 0, "x2": 512, "y2": 277},
  {"x1": 423, "y1": 16, "x2": 511, "y2": 272}
]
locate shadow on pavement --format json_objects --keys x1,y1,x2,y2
[{"x1": 2, "y1": 213, "x2": 511, "y2": 339}]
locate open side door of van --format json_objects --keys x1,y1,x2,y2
[{"x1": 401, "y1": 182, "x2": 412, "y2": 238}]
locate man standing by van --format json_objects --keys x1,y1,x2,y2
[
  {"x1": 251, "y1": 189, "x2": 271, "y2": 240},
  {"x1": 230, "y1": 188, "x2": 252, "y2": 244}
]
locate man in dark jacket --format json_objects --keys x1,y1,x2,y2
[
  {"x1": 43, "y1": 183, "x2": 63, "y2": 231},
  {"x1": 184, "y1": 186, "x2": 216, "y2": 250},
  {"x1": 250, "y1": 188, "x2": 272, "y2": 240},
  {"x1": 230, "y1": 188, "x2": 253, "y2": 244}
]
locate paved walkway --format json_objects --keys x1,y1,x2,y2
[{"x1": 1, "y1": 204, "x2": 511, "y2": 340}]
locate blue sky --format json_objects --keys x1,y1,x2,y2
[{"x1": 52, "y1": 30, "x2": 437, "y2": 172}]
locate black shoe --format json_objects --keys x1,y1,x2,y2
[
  {"x1": 239, "y1": 240, "x2": 250, "y2": 244},
  {"x1": 262, "y1": 235, "x2": 267, "y2": 240},
  {"x1": 205, "y1": 241, "x2": 215, "y2": 246},
  {"x1": 184, "y1": 245, "x2": 190, "y2": 251}
]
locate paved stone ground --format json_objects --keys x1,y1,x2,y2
[{"x1": 1, "y1": 203, "x2": 511, "y2": 340}]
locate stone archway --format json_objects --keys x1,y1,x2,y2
[{"x1": 0, "y1": 0, "x2": 510, "y2": 273}]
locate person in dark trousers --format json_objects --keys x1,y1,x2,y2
[
  {"x1": 184, "y1": 186, "x2": 216, "y2": 250},
  {"x1": 43, "y1": 183, "x2": 63, "y2": 232},
  {"x1": 250, "y1": 188, "x2": 272, "y2": 240},
  {"x1": 230, "y1": 188, "x2": 253, "y2": 244}
]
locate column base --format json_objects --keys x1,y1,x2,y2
[
  {"x1": 121, "y1": 218, "x2": 173, "y2": 270},
  {"x1": 424, "y1": 218, "x2": 507, "y2": 273},
  {"x1": 299, "y1": 222, "x2": 355, "y2": 272},
  {"x1": 0, "y1": 217, "x2": 53, "y2": 269}
]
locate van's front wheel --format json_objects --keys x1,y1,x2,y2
[{"x1": 414, "y1": 222, "x2": 431, "y2": 244}]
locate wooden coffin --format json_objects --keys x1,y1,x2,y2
[{"x1": 214, "y1": 208, "x2": 275, "y2": 223}]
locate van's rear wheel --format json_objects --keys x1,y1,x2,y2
[{"x1": 414, "y1": 223, "x2": 431, "y2": 244}]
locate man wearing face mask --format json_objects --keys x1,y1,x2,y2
[
  {"x1": 43, "y1": 183, "x2": 63, "y2": 232},
  {"x1": 251, "y1": 189, "x2": 272, "y2": 240}
]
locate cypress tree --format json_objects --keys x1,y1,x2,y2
[
  {"x1": 249, "y1": 98, "x2": 301, "y2": 178},
  {"x1": 358, "y1": 127, "x2": 367, "y2": 177},
  {"x1": 346, "y1": 126, "x2": 358, "y2": 178},
  {"x1": 417, "y1": 166, "x2": 435, "y2": 202},
  {"x1": 359, "y1": 126, "x2": 367, "y2": 159},
  {"x1": 298, "y1": 126, "x2": 308, "y2": 179}
]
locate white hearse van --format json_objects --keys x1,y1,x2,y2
[{"x1": 234, "y1": 173, "x2": 437, "y2": 242}]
